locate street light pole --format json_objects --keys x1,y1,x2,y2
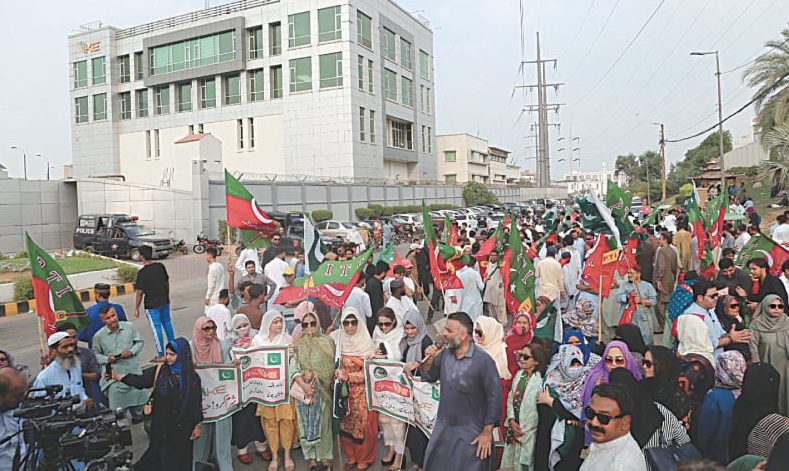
[
  {"x1": 36, "y1": 153, "x2": 51, "y2": 180},
  {"x1": 9, "y1": 145, "x2": 27, "y2": 180},
  {"x1": 691, "y1": 50, "x2": 726, "y2": 191}
]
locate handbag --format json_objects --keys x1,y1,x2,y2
[
  {"x1": 644, "y1": 431, "x2": 702, "y2": 471},
  {"x1": 290, "y1": 378, "x2": 316, "y2": 405},
  {"x1": 143, "y1": 364, "x2": 164, "y2": 416}
]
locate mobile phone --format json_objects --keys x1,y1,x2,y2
[
  {"x1": 105, "y1": 362, "x2": 113, "y2": 380},
  {"x1": 379, "y1": 343, "x2": 388, "y2": 356}
]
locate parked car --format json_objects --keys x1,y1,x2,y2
[
  {"x1": 454, "y1": 213, "x2": 478, "y2": 230},
  {"x1": 315, "y1": 220, "x2": 358, "y2": 240},
  {"x1": 281, "y1": 223, "x2": 342, "y2": 254},
  {"x1": 630, "y1": 196, "x2": 644, "y2": 215},
  {"x1": 74, "y1": 214, "x2": 173, "y2": 261},
  {"x1": 393, "y1": 213, "x2": 422, "y2": 229}
]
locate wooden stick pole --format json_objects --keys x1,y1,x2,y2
[
  {"x1": 36, "y1": 315, "x2": 46, "y2": 356},
  {"x1": 598, "y1": 273, "x2": 603, "y2": 343}
]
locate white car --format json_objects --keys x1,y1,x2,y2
[
  {"x1": 393, "y1": 213, "x2": 422, "y2": 229},
  {"x1": 315, "y1": 220, "x2": 358, "y2": 240},
  {"x1": 454, "y1": 213, "x2": 478, "y2": 230}
]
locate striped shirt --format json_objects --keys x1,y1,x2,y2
[{"x1": 748, "y1": 413, "x2": 789, "y2": 458}]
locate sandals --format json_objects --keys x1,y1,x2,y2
[
  {"x1": 284, "y1": 460, "x2": 295, "y2": 471},
  {"x1": 238, "y1": 453, "x2": 252, "y2": 464}
]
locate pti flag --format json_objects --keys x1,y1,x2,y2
[
  {"x1": 580, "y1": 234, "x2": 620, "y2": 298},
  {"x1": 225, "y1": 169, "x2": 278, "y2": 236},
  {"x1": 26, "y1": 233, "x2": 88, "y2": 336},
  {"x1": 735, "y1": 234, "x2": 789, "y2": 277},
  {"x1": 686, "y1": 186, "x2": 707, "y2": 260},
  {"x1": 502, "y1": 216, "x2": 536, "y2": 314},
  {"x1": 421, "y1": 201, "x2": 462, "y2": 290}
]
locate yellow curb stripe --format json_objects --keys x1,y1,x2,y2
[{"x1": 0, "y1": 282, "x2": 134, "y2": 318}]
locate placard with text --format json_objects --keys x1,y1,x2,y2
[{"x1": 231, "y1": 345, "x2": 290, "y2": 406}]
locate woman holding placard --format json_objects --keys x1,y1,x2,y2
[
  {"x1": 373, "y1": 307, "x2": 406, "y2": 470},
  {"x1": 253, "y1": 310, "x2": 297, "y2": 471}
]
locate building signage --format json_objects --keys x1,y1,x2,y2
[{"x1": 78, "y1": 41, "x2": 101, "y2": 53}]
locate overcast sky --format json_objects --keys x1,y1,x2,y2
[{"x1": 1, "y1": 0, "x2": 787, "y2": 180}]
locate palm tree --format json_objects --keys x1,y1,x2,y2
[
  {"x1": 759, "y1": 122, "x2": 789, "y2": 190},
  {"x1": 744, "y1": 26, "x2": 789, "y2": 140}
]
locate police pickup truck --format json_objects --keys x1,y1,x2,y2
[{"x1": 74, "y1": 214, "x2": 174, "y2": 261}]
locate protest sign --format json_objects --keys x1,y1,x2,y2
[
  {"x1": 231, "y1": 345, "x2": 290, "y2": 406},
  {"x1": 195, "y1": 364, "x2": 242, "y2": 422},
  {"x1": 411, "y1": 379, "x2": 440, "y2": 436}
]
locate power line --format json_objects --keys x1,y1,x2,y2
[
  {"x1": 561, "y1": 0, "x2": 597, "y2": 57},
  {"x1": 565, "y1": 0, "x2": 620, "y2": 82}
]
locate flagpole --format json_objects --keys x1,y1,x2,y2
[
  {"x1": 597, "y1": 272, "x2": 603, "y2": 344},
  {"x1": 36, "y1": 315, "x2": 45, "y2": 356}
]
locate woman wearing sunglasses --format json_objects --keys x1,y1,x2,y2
[
  {"x1": 714, "y1": 295, "x2": 751, "y2": 362},
  {"x1": 292, "y1": 308, "x2": 336, "y2": 471},
  {"x1": 750, "y1": 293, "x2": 789, "y2": 415},
  {"x1": 191, "y1": 316, "x2": 234, "y2": 471},
  {"x1": 372, "y1": 307, "x2": 406, "y2": 470},
  {"x1": 252, "y1": 310, "x2": 297, "y2": 471},
  {"x1": 331, "y1": 307, "x2": 378, "y2": 470},
  {"x1": 640, "y1": 346, "x2": 692, "y2": 426}
]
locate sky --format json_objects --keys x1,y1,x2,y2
[{"x1": 1, "y1": 0, "x2": 787, "y2": 181}]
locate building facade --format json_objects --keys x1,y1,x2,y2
[
  {"x1": 68, "y1": 0, "x2": 436, "y2": 190},
  {"x1": 436, "y1": 133, "x2": 520, "y2": 184},
  {"x1": 561, "y1": 163, "x2": 627, "y2": 197}
]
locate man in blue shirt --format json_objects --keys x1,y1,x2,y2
[
  {"x1": 78, "y1": 283, "x2": 127, "y2": 348},
  {"x1": 0, "y1": 368, "x2": 28, "y2": 471},
  {"x1": 33, "y1": 332, "x2": 89, "y2": 404}
]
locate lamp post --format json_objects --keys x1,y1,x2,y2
[
  {"x1": 9, "y1": 145, "x2": 27, "y2": 180},
  {"x1": 691, "y1": 50, "x2": 726, "y2": 191},
  {"x1": 36, "y1": 153, "x2": 51, "y2": 180}
]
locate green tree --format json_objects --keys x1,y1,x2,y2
[
  {"x1": 615, "y1": 150, "x2": 662, "y2": 201},
  {"x1": 463, "y1": 181, "x2": 499, "y2": 206},
  {"x1": 759, "y1": 122, "x2": 789, "y2": 190},
  {"x1": 666, "y1": 131, "x2": 732, "y2": 194},
  {"x1": 744, "y1": 25, "x2": 789, "y2": 140}
]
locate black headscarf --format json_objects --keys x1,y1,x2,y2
[
  {"x1": 615, "y1": 324, "x2": 647, "y2": 355},
  {"x1": 641, "y1": 346, "x2": 692, "y2": 421},
  {"x1": 610, "y1": 367, "x2": 664, "y2": 448},
  {"x1": 729, "y1": 362, "x2": 781, "y2": 460},
  {"x1": 162, "y1": 337, "x2": 198, "y2": 421},
  {"x1": 766, "y1": 432, "x2": 789, "y2": 471}
]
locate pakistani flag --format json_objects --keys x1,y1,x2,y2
[
  {"x1": 735, "y1": 234, "x2": 789, "y2": 277},
  {"x1": 578, "y1": 187, "x2": 622, "y2": 249},
  {"x1": 304, "y1": 217, "x2": 326, "y2": 274},
  {"x1": 26, "y1": 233, "x2": 88, "y2": 336},
  {"x1": 605, "y1": 181, "x2": 635, "y2": 240}
]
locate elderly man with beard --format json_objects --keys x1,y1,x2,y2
[
  {"x1": 420, "y1": 311, "x2": 502, "y2": 471},
  {"x1": 33, "y1": 332, "x2": 89, "y2": 404},
  {"x1": 92, "y1": 305, "x2": 148, "y2": 417}
]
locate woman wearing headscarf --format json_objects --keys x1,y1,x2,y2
[
  {"x1": 372, "y1": 307, "x2": 406, "y2": 469},
  {"x1": 616, "y1": 264, "x2": 658, "y2": 347},
  {"x1": 400, "y1": 309, "x2": 433, "y2": 471},
  {"x1": 614, "y1": 324, "x2": 648, "y2": 375},
  {"x1": 252, "y1": 310, "x2": 297, "y2": 471},
  {"x1": 290, "y1": 300, "x2": 315, "y2": 343},
  {"x1": 475, "y1": 315, "x2": 512, "y2": 459},
  {"x1": 0, "y1": 349, "x2": 34, "y2": 386},
  {"x1": 500, "y1": 342, "x2": 550, "y2": 471},
  {"x1": 715, "y1": 295, "x2": 751, "y2": 362},
  {"x1": 229, "y1": 314, "x2": 268, "y2": 464},
  {"x1": 677, "y1": 313, "x2": 714, "y2": 364},
  {"x1": 641, "y1": 346, "x2": 692, "y2": 424},
  {"x1": 331, "y1": 307, "x2": 378, "y2": 470},
  {"x1": 191, "y1": 316, "x2": 234, "y2": 471},
  {"x1": 115, "y1": 337, "x2": 202, "y2": 470},
  {"x1": 749, "y1": 293, "x2": 789, "y2": 415},
  {"x1": 730, "y1": 363, "x2": 789, "y2": 459},
  {"x1": 505, "y1": 312, "x2": 534, "y2": 379},
  {"x1": 696, "y1": 350, "x2": 747, "y2": 464},
  {"x1": 560, "y1": 329, "x2": 596, "y2": 365},
  {"x1": 537, "y1": 344, "x2": 599, "y2": 471},
  {"x1": 292, "y1": 308, "x2": 336, "y2": 470}
]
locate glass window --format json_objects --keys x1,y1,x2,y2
[
  {"x1": 248, "y1": 118, "x2": 255, "y2": 148},
  {"x1": 401, "y1": 76, "x2": 412, "y2": 107},
  {"x1": 289, "y1": 57, "x2": 312, "y2": 92},
  {"x1": 384, "y1": 69, "x2": 397, "y2": 102},
  {"x1": 389, "y1": 119, "x2": 413, "y2": 150},
  {"x1": 248, "y1": 27, "x2": 263, "y2": 59},
  {"x1": 288, "y1": 12, "x2": 310, "y2": 48},
  {"x1": 249, "y1": 69, "x2": 264, "y2": 101},
  {"x1": 270, "y1": 66, "x2": 283, "y2": 98},
  {"x1": 145, "y1": 130, "x2": 151, "y2": 159},
  {"x1": 134, "y1": 52, "x2": 143, "y2": 80},
  {"x1": 357, "y1": 11, "x2": 372, "y2": 49},
  {"x1": 318, "y1": 6, "x2": 341, "y2": 43},
  {"x1": 383, "y1": 28, "x2": 396, "y2": 62},
  {"x1": 427, "y1": 127, "x2": 432, "y2": 153},
  {"x1": 154, "y1": 129, "x2": 160, "y2": 158},
  {"x1": 178, "y1": 82, "x2": 192, "y2": 112},
  {"x1": 93, "y1": 93, "x2": 107, "y2": 121},
  {"x1": 73, "y1": 61, "x2": 87, "y2": 88},
  {"x1": 444, "y1": 151, "x2": 456, "y2": 162},
  {"x1": 237, "y1": 119, "x2": 244, "y2": 150},
  {"x1": 357, "y1": 55, "x2": 364, "y2": 90},
  {"x1": 119, "y1": 56, "x2": 130, "y2": 83},
  {"x1": 419, "y1": 50, "x2": 430, "y2": 80},
  {"x1": 421, "y1": 126, "x2": 426, "y2": 152},
  {"x1": 136, "y1": 89, "x2": 148, "y2": 117},
  {"x1": 224, "y1": 74, "x2": 241, "y2": 105},
  {"x1": 426, "y1": 87, "x2": 432, "y2": 114},
  {"x1": 75, "y1": 96, "x2": 88, "y2": 123},
  {"x1": 120, "y1": 92, "x2": 131, "y2": 119},
  {"x1": 92, "y1": 57, "x2": 106, "y2": 85},
  {"x1": 359, "y1": 107, "x2": 365, "y2": 141},
  {"x1": 149, "y1": 31, "x2": 236, "y2": 75},
  {"x1": 200, "y1": 78, "x2": 216, "y2": 108},
  {"x1": 420, "y1": 85, "x2": 426, "y2": 113},
  {"x1": 370, "y1": 110, "x2": 376, "y2": 144},
  {"x1": 368, "y1": 59, "x2": 374, "y2": 93},
  {"x1": 319, "y1": 52, "x2": 343, "y2": 88},
  {"x1": 269, "y1": 22, "x2": 282, "y2": 55},
  {"x1": 400, "y1": 38, "x2": 412, "y2": 69},
  {"x1": 154, "y1": 86, "x2": 169, "y2": 115},
  {"x1": 445, "y1": 174, "x2": 457, "y2": 184}
]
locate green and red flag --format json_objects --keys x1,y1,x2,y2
[
  {"x1": 699, "y1": 241, "x2": 717, "y2": 280},
  {"x1": 577, "y1": 187, "x2": 623, "y2": 249},
  {"x1": 373, "y1": 243, "x2": 396, "y2": 265},
  {"x1": 605, "y1": 180, "x2": 636, "y2": 241},
  {"x1": 26, "y1": 233, "x2": 88, "y2": 337},
  {"x1": 422, "y1": 201, "x2": 463, "y2": 290},
  {"x1": 502, "y1": 216, "x2": 536, "y2": 314},
  {"x1": 686, "y1": 189, "x2": 707, "y2": 260},
  {"x1": 476, "y1": 216, "x2": 505, "y2": 274},
  {"x1": 707, "y1": 191, "x2": 728, "y2": 250},
  {"x1": 225, "y1": 170, "x2": 278, "y2": 245},
  {"x1": 735, "y1": 234, "x2": 789, "y2": 277},
  {"x1": 275, "y1": 246, "x2": 374, "y2": 308},
  {"x1": 580, "y1": 234, "x2": 620, "y2": 298},
  {"x1": 616, "y1": 238, "x2": 640, "y2": 277}
]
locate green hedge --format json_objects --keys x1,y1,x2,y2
[
  {"x1": 312, "y1": 209, "x2": 333, "y2": 222},
  {"x1": 367, "y1": 204, "x2": 383, "y2": 218},
  {"x1": 116, "y1": 265, "x2": 140, "y2": 283},
  {"x1": 355, "y1": 208, "x2": 374, "y2": 220},
  {"x1": 14, "y1": 278, "x2": 33, "y2": 301},
  {"x1": 382, "y1": 206, "x2": 395, "y2": 216},
  {"x1": 429, "y1": 203, "x2": 458, "y2": 211}
]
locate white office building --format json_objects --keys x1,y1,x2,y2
[
  {"x1": 68, "y1": 0, "x2": 437, "y2": 190},
  {"x1": 561, "y1": 163, "x2": 627, "y2": 197},
  {"x1": 436, "y1": 133, "x2": 520, "y2": 184}
]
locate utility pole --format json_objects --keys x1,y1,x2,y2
[
  {"x1": 516, "y1": 32, "x2": 564, "y2": 187},
  {"x1": 691, "y1": 50, "x2": 726, "y2": 191},
  {"x1": 659, "y1": 124, "x2": 666, "y2": 201}
]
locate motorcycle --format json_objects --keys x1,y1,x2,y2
[
  {"x1": 193, "y1": 232, "x2": 224, "y2": 256},
  {"x1": 168, "y1": 232, "x2": 188, "y2": 255}
]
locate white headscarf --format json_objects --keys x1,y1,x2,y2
[
  {"x1": 230, "y1": 314, "x2": 252, "y2": 347},
  {"x1": 475, "y1": 316, "x2": 511, "y2": 380},
  {"x1": 677, "y1": 314, "x2": 714, "y2": 364},
  {"x1": 331, "y1": 307, "x2": 376, "y2": 357},
  {"x1": 372, "y1": 313, "x2": 404, "y2": 361},
  {"x1": 252, "y1": 310, "x2": 293, "y2": 346}
]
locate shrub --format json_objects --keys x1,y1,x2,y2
[
  {"x1": 729, "y1": 165, "x2": 758, "y2": 177},
  {"x1": 116, "y1": 265, "x2": 140, "y2": 283},
  {"x1": 355, "y1": 208, "x2": 373, "y2": 220},
  {"x1": 14, "y1": 278, "x2": 33, "y2": 301},
  {"x1": 463, "y1": 181, "x2": 499, "y2": 206},
  {"x1": 429, "y1": 203, "x2": 458, "y2": 211},
  {"x1": 382, "y1": 206, "x2": 395, "y2": 216},
  {"x1": 312, "y1": 209, "x2": 333, "y2": 222},
  {"x1": 392, "y1": 205, "x2": 407, "y2": 214},
  {"x1": 15, "y1": 250, "x2": 27, "y2": 259},
  {"x1": 218, "y1": 220, "x2": 228, "y2": 243},
  {"x1": 406, "y1": 205, "x2": 421, "y2": 213},
  {"x1": 367, "y1": 204, "x2": 383, "y2": 218}
]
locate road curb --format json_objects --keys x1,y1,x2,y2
[{"x1": 0, "y1": 282, "x2": 135, "y2": 318}]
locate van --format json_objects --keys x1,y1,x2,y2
[{"x1": 74, "y1": 214, "x2": 173, "y2": 261}]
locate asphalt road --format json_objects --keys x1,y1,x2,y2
[{"x1": 1, "y1": 248, "x2": 426, "y2": 470}]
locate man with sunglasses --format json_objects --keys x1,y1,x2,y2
[
  {"x1": 680, "y1": 279, "x2": 746, "y2": 361},
  {"x1": 260, "y1": 233, "x2": 282, "y2": 268},
  {"x1": 580, "y1": 383, "x2": 646, "y2": 471}
]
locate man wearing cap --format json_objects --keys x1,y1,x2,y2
[
  {"x1": 386, "y1": 279, "x2": 418, "y2": 324},
  {"x1": 33, "y1": 332, "x2": 89, "y2": 403},
  {"x1": 79, "y1": 283, "x2": 128, "y2": 348},
  {"x1": 271, "y1": 266, "x2": 302, "y2": 332}
]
